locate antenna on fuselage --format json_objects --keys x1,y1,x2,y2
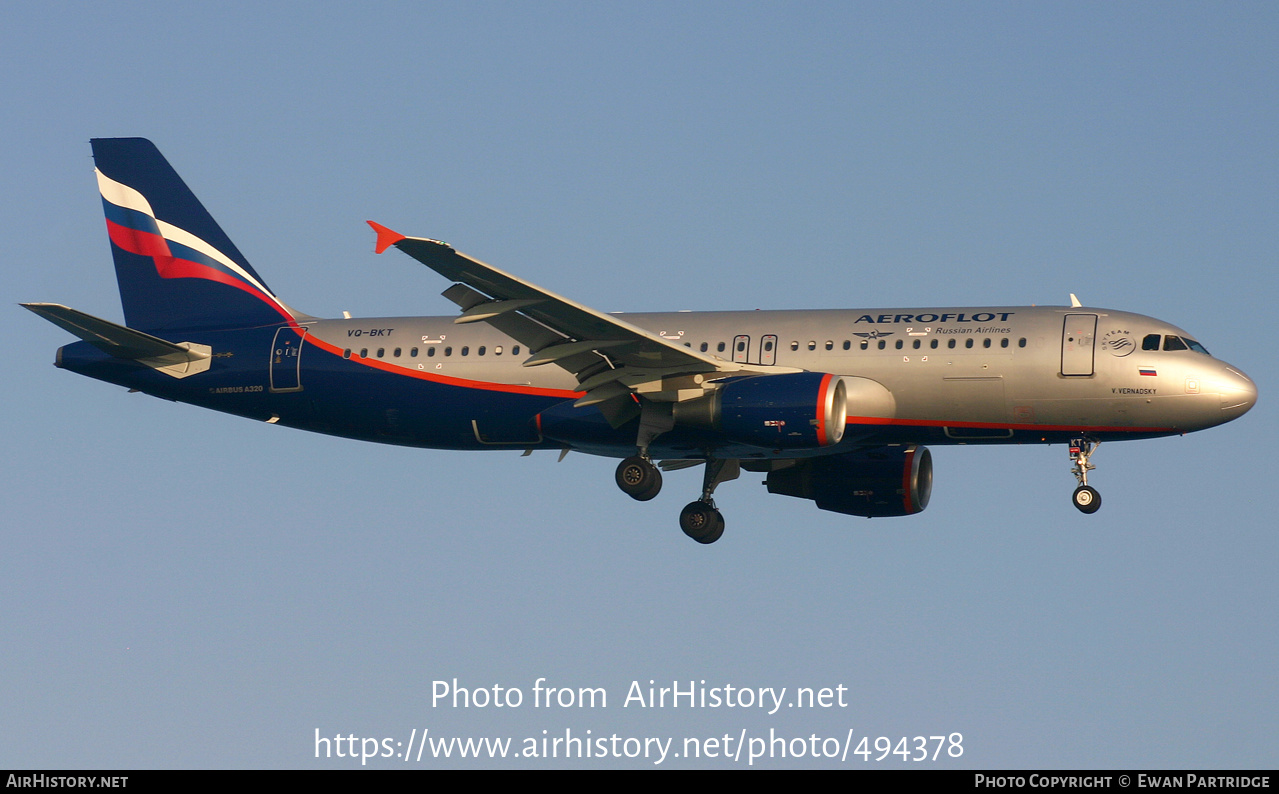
[{"x1": 1069, "y1": 294, "x2": 1082, "y2": 308}]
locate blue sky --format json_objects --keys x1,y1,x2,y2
[{"x1": 3, "y1": 2, "x2": 1276, "y2": 768}]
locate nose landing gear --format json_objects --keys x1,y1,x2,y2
[{"x1": 1069, "y1": 438, "x2": 1102, "y2": 514}]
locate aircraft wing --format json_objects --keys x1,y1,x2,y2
[{"x1": 369, "y1": 222, "x2": 793, "y2": 423}]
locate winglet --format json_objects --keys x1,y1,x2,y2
[{"x1": 367, "y1": 221, "x2": 406, "y2": 254}]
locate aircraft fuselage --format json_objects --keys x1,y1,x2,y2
[{"x1": 54, "y1": 304, "x2": 1255, "y2": 461}]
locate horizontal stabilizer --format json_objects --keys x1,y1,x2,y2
[{"x1": 22, "y1": 303, "x2": 212, "y2": 378}]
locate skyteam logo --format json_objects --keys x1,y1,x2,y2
[
  {"x1": 96, "y1": 169, "x2": 293, "y2": 321},
  {"x1": 1101, "y1": 330, "x2": 1136, "y2": 357}
]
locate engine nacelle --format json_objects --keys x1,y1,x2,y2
[
  {"x1": 672, "y1": 372, "x2": 855, "y2": 449},
  {"x1": 766, "y1": 446, "x2": 933, "y2": 517},
  {"x1": 674, "y1": 372, "x2": 895, "y2": 450}
]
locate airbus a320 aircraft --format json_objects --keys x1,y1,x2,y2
[{"x1": 25, "y1": 139, "x2": 1257, "y2": 543}]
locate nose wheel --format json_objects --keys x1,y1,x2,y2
[
  {"x1": 1072, "y1": 484, "x2": 1101, "y2": 514},
  {"x1": 1069, "y1": 438, "x2": 1102, "y2": 514}
]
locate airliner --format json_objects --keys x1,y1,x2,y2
[{"x1": 24, "y1": 138, "x2": 1257, "y2": 543}]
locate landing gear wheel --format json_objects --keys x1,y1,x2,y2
[
  {"x1": 1072, "y1": 485, "x2": 1101, "y2": 514},
  {"x1": 680, "y1": 501, "x2": 725, "y2": 544},
  {"x1": 701, "y1": 513, "x2": 725, "y2": 544},
  {"x1": 616, "y1": 456, "x2": 662, "y2": 501}
]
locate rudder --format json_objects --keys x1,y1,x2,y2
[{"x1": 91, "y1": 137, "x2": 297, "y2": 331}]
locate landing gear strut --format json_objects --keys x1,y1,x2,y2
[
  {"x1": 679, "y1": 458, "x2": 738, "y2": 544},
  {"x1": 1069, "y1": 437, "x2": 1102, "y2": 514}
]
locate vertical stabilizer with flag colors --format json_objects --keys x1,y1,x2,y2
[{"x1": 91, "y1": 137, "x2": 302, "y2": 331}]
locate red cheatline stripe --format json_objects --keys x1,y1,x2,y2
[
  {"x1": 845, "y1": 415, "x2": 1174, "y2": 434},
  {"x1": 302, "y1": 331, "x2": 582, "y2": 399}
]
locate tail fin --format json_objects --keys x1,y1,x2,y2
[{"x1": 91, "y1": 137, "x2": 299, "y2": 331}]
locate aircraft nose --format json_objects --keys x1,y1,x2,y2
[{"x1": 1217, "y1": 365, "x2": 1257, "y2": 421}]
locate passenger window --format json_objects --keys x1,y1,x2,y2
[
  {"x1": 825, "y1": 340, "x2": 833, "y2": 351},
  {"x1": 394, "y1": 347, "x2": 402, "y2": 357},
  {"x1": 427, "y1": 347, "x2": 436, "y2": 357},
  {"x1": 495, "y1": 346, "x2": 503, "y2": 355},
  {"x1": 895, "y1": 339, "x2": 903, "y2": 349},
  {"x1": 512, "y1": 346, "x2": 520, "y2": 355},
  {"x1": 790, "y1": 341, "x2": 798, "y2": 351},
  {"x1": 445, "y1": 347, "x2": 452, "y2": 356},
  {"x1": 737, "y1": 340, "x2": 747, "y2": 352},
  {"x1": 478, "y1": 346, "x2": 486, "y2": 356},
  {"x1": 461, "y1": 346, "x2": 469, "y2": 356},
  {"x1": 1163, "y1": 335, "x2": 1188, "y2": 351},
  {"x1": 764, "y1": 340, "x2": 774, "y2": 351},
  {"x1": 877, "y1": 340, "x2": 886, "y2": 350},
  {"x1": 930, "y1": 339, "x2": 938, "y2": 349},
  {"x1": 1018, "y1": 338, "x2": 1027, "y2": 348},
  {"x1": 965, "y1": 339, "x2": 973, "y2": 349},
  {"x1": 947, "y1": 339, "x2": 956, "y2": 349},
  {"x1": 700, "y1": 342, "x2": 708, "y2": 352},
  {"x1": 1142, "y1": 334, "x2": 1161, "y2": 351},
  {"x1": 843, "y1": 340, "x2": 851, "y2": 350},
  {"x1": 360, "y1": 348, "x2": 368, "y2": 358},
  {"x1": 860, "y1": 340, "x2": 869, "y2": 350},
  {"x1": 343, "y1": 349, "x2": 351, "y2": 359},
  {"x1": 718, "y1": 342, "x2": 726, "y2": 352},
  {"x1": 377, "y1": 348, "x2": 385, "y2": 358},
  {"x1": 808, "y1": 341, "x2": 817, "y2": 351},
  {"x1": 913, "y1": 339, "x2": 921, "y2": 349},
  {"x1": 411, "y1": 347, "x2": 418, "y2": 357},
  {"x1": 983, "y1": 338, "x2": 991, "y2": 348},
  {"x1": 1000, "y1": 338, "x2": 1008, "y2": 348}
]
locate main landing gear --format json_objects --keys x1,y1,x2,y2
[
  {"x1": 678, "y1": 459, "x2": 737, "y2": 544},
  {"x1": 1069, "y1": 437, "x2": 1102, "y2": 514},
  {"x1": 614, "y1": 455, "x2": 738, "y2": 544},
  {"x1": 615, "y1": 456, "x2": 662, "y2": 501},
  {"x1": 679, "y1": 501, "x2": 723, "y2": 545}
]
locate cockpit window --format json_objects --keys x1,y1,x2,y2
[
  {"x1": 1183, "y1": 338, "x2": 1210, "y2": 355},
  {"x1": 1158, "y1": 335, "x2": 1211, "y2": 355},
  {"x1": 1142, "y1": 333, "x2": 1161, "y2": 351}
]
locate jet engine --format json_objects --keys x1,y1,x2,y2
[
  {"x1": 765, "y1": 445, "x2": 933, "y2": 517},
  {"x1": 673, "y1": 372, "x2": 891, "y2": 450}
]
